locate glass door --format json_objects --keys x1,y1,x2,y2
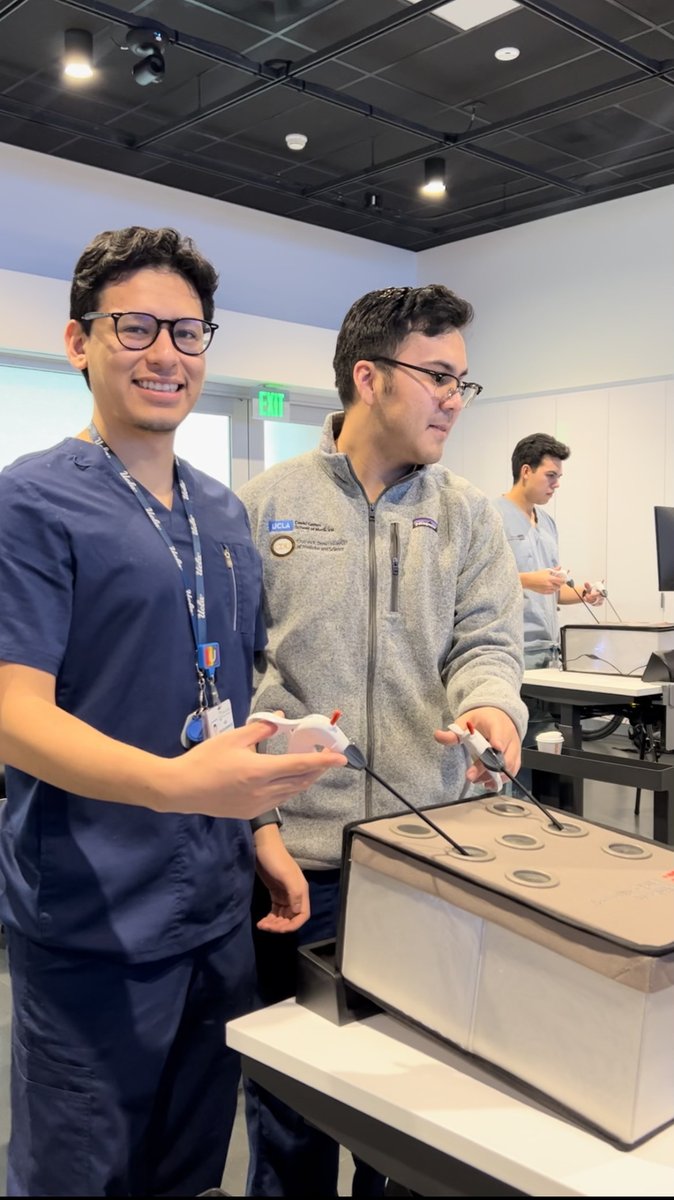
[{"x1": 0, "y1": 357, "x2": 337, "y2": 487}]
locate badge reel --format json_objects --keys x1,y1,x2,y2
[
  {"x1": 181, "y1": 709, "x2": 206, "y2": 749},
  {"x1": 181, "y1": 701, "x2": 233, "y2": 747},
  {"x1": 181, "y1": 664, "x2": 208, "y2": 749},
  {"x1": 181, "y1": 643, "x2": 234, "y2": 747}
]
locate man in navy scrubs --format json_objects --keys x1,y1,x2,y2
[{"x1": 0, "y1": 225, "x2": 344, "y2": 1197}]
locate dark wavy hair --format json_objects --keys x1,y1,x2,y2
[
  {"x1": 333, "y1": 284, "x2": 474, "y2": 408},
  {"x1": 70, "y1": 226, "x2": 218, "y2": 325},
  {"x1": 511, "y1": 433, "x2": 570, "y2": 483}
]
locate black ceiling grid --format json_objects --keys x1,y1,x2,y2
[{"x1": 0, "y1": 0, "x2": 671, "y2": 250}]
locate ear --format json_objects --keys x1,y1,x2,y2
[
  {"x1": 64, "y1": 318, "x2": 89, "y2": 372},
  {"x1": 352, "y1": 358, "x2": 378, "y2": 406}
]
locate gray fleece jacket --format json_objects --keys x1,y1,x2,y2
[{"x1": 238, "y1": 412, "x2": 527, "y2": 868}]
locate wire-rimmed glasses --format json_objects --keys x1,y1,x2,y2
[{"x1": 372, "y1": 356, "x2": 482, "y2": 407}]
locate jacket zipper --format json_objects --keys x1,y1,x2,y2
[
  {"x1": 365, "y1": 503, "x2": 377, "y2": 818},
  {"x1": 223, "y1": 546, "x2": 238, "y2": 631},
  {"x1": 390, "y1": 521, "x2": 400, "y2": 613}
]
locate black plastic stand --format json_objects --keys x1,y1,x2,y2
[{"x1": 296, "y1": 938, "x2": 381, "y2": 1026}]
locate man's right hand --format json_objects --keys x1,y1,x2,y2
[
  {"x1": 0, "y1": 663, "x2": 346, "y2": 821},
  {"x1": 520, "y1": 567, "x2": 565, "y2": 595}
]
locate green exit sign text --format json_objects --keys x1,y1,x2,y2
[{"x1": 254, "y1": 387, "x2": 288, "y2": 421}]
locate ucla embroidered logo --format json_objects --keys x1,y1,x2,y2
[
  {"x1": 269, "y1": 519, "x2": 294, "y2": 532},
  {"x1": 412, "y1": 517, "x2": 438, "y2": 531}
]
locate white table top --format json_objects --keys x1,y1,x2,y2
[
  {"x1": 523, "y1": 668, "x2": 663, "y2": 698},
  {"x1": 227, "y1": 999, "x2": 674, "y2": 1197}
]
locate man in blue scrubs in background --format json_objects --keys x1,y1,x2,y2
[
  {"x1": 494, "y1": 432, "x2": 604, "y2": 751},
  {"x1": 0, "y1": 225, "x2": 345, "y2": 1197}
]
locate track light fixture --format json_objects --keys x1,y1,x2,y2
[
  {"x1": 124, "y1": 26, "x2": 168, "y2": 86},
  {"x1": 364, "y1": 190, "x2": 382, "y2": 210},
  {"x1": 420, "y1": 156, "x2": 447, "y2": 197},
  {"x1": 63, "y1": 29, "x2": 94, "y2": 81}
]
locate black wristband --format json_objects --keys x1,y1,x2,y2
[{"x1": 250, "y1": 808, "x2": 283, "y2": 832}]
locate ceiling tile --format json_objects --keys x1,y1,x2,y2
[{"x1": 0, "y1": 0, "x2": 671, "y2": 250}]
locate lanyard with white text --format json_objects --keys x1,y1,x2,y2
[{"x1": 88, "y1": 422, "x2": 220, "y2": 706}]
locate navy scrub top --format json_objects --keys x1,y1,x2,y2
[{"x1": 0, "y1": 438, "x2": 265, "y2": 959}]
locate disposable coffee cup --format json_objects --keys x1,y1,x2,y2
[{"x1": 536, "y1": 730, "x2": 564, "y2": 754}]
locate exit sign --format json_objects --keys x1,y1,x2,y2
[{"x1": 254, "y1": 387, "x2": 289, "y2": 421}]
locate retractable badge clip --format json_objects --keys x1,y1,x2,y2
[
  {"x1": 181, "y1": 711, "x2": 206, "y2": 748},
  {"x1": 181, "y1": 652, "x2": 220, "y2": 749}
]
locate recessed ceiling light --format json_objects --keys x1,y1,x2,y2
[
  {"x1": 495, "y1": 46, "x2": 520, "y2": 61},
  {"x1": 404, "y1": 0, "x2": 520, "y2": 32}
]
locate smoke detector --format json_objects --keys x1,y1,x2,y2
[{"x1": 285, "y1": 132, "x2": 308, "y2": 151}]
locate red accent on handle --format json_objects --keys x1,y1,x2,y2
[
  {"x1": 330, "y1": 709, "x2": 342, "y2": 726},
  {"x1": 466, "y1": 720, "x2": 475, "y2": 734}
]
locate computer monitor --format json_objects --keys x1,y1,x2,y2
[{"x1": 654, "y1": 506, "x2": 674, "y2": 590}]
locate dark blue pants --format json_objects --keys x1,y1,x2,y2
[
  {"x1": 245, "y1": 870, "x2": 386, "y2": 1197},
  {"x1": 6, "y1": 920, "x2": 255, "y2": 1197}
]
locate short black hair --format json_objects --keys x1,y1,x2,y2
[
  {"x1": 511, "y1": 433, "x2": 570, "y2": 484},
  {"x1": 70, "y1": 226, "x2": 218, "y2": 325},
  {"x1": 333, "y1": 284, "x2": 474, "y2": 408}
]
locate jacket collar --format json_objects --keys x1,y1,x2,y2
[{"x1": 318, "y1": 410, "x2": 425, "y2": 498}]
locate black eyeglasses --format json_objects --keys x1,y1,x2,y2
[
  {"x1": 82, "y1": 311, "x2": 218, "y2": 356},
  {"x1": 372, "y1": 356, "x2": 482, "y2": 408}
]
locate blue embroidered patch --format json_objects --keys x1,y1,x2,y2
[
  {"x1": 413, "y1": 517, "x2": 438, "y2": 531},
  {"x1": 268, "y1": 519, "x2": 294, "y2": 532}
]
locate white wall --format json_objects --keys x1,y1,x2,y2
[
  {"x1": 432, "y1": 187, "x2": 674, "y2": 633},
  {"x1": 0, "y1": 267, "x2": 339, "y2": 395},
  {"x1": 3, "y1": 141, "x2": 674, "y2": 634},
  {"x1": 0, "y1": 143, "x2": 415, "y2": 333},
  {"x1": 443, "y1": 378, "x2": 674, "y2": 628},
  {"x1": 418, "y1": 186, "x2": 674, "y2": 398},
  {"x1": 4, "y1": 143, "x2": 671, "y2": 401}
]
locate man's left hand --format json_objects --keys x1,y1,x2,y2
[
  {"x1": 253, "y1": 824, "x2": 310, "y2": 932},
  {"x1": 582, "y1": 581, "x2": 605, "y2": 606}
]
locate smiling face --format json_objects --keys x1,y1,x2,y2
[
  {"x1": 65, "y1": 267, "x2": 207, "y2": 441},
  {"x1": 364, "y1": 328, "x2": 469, "y2": 469}
]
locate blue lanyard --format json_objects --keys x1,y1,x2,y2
[{"x1": 88, "y1": 423, "x2": 220, "y2": 704}]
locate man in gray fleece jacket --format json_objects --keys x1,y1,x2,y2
[{"x1": 238, "y1": 284, "x2": 528, "y2": 1197}]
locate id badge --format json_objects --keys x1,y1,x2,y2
[{"x1": 203, "y1": 699, "x2": 234, "y2": 738}]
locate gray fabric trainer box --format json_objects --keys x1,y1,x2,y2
[{"x1": 336, "y1": 797, "x2": 674, "y2": 1147}]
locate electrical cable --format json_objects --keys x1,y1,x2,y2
[
  {"x1": 582, "y1": 652, "x2": 622, "y2": 673},
  {"x1": 566, "y1": 652, "x2": 646, "y2": 678}
]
